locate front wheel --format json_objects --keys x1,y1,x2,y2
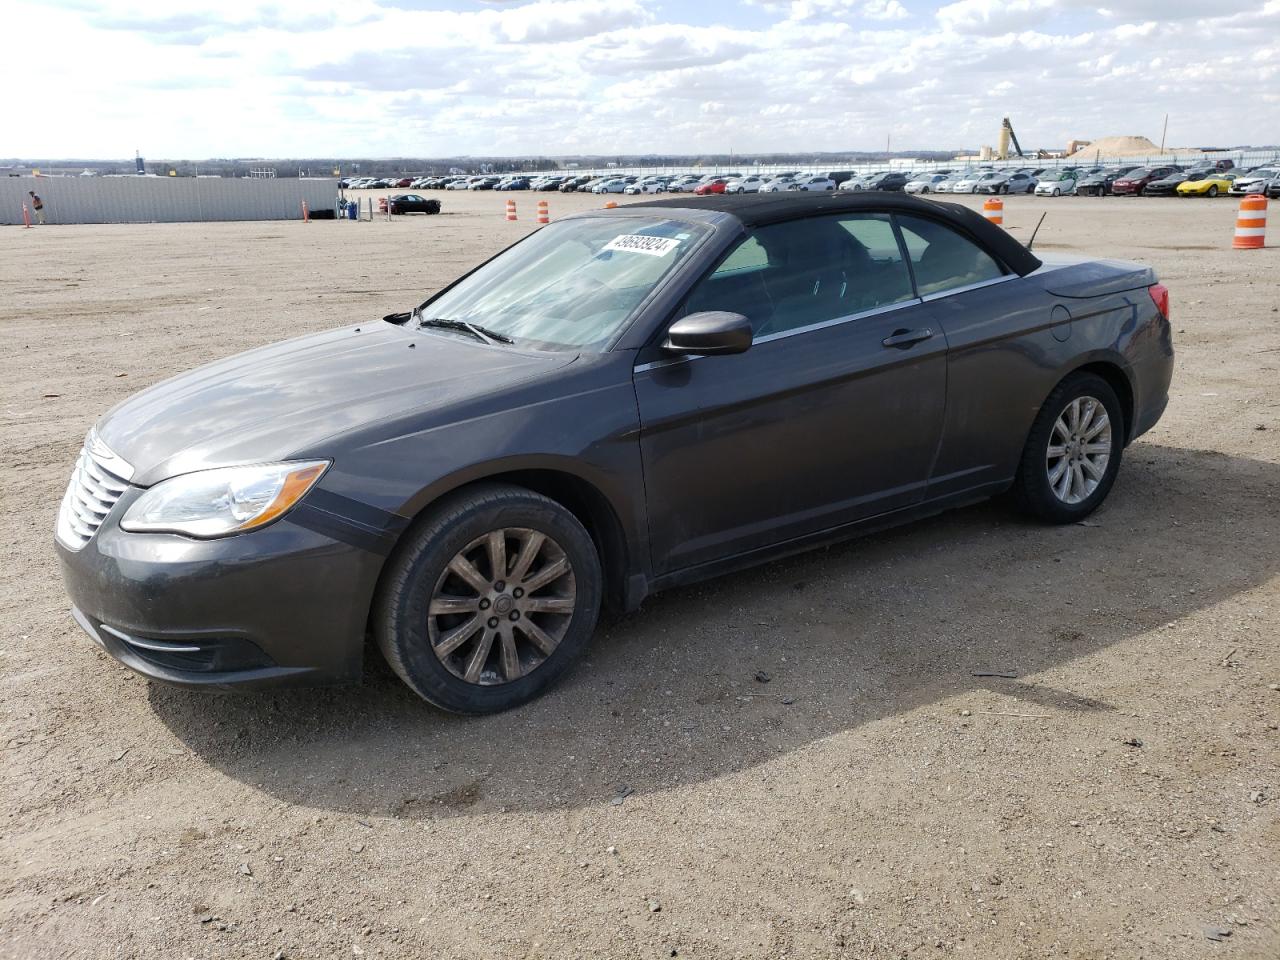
[
  {"x1": 1011, "y1": 373, "x2": 1124, "y2": 523},
  {"x1": 374, "y1": 483, "x2": 602, "y2": 713},
  {"x1": 1207, "y1": 185, "x2": 1218, "y2": 197},
  {"x1": 1052, "y1": 188, "x2": 1061, "y2": 197}
]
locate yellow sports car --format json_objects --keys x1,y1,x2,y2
[{"x1": 1177, "y1": 172, "x2": 1237, "y2": 197}]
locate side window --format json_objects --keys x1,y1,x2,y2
[
  {"x1": 894, "y1": 214, "x2": 1004, "y2": 298},
  {"x1": 680, "y1": 214, "x2": 916, "y2": 337},
  {"x1": 715, "y1": 236, "x2": 769, "y2": 275}
]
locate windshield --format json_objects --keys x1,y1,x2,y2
[{"x1": 418, "y1": 216, "x2": 708, "y2": 350}]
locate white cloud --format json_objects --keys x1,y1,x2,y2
[
  {"x1": 935, "y1": 0, "x2": 1056, "y2": 34},
  {"x1": 5, "y1": 0, "x2": 1277, "y2": 159}
]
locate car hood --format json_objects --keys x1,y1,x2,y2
[{"x1": 95, "y1": 322, "x2": 575, "y2": 487}]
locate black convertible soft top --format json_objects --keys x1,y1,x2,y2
[{"x1": 626, "y1": 191, "x2": 1043, "y2": 276}]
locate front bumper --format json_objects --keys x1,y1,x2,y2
[{"x1": 57, "y1": 487, "x2": 391, "y2": 690}]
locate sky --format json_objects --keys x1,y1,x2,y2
[{"x1": 5, "y1": 0, "x2": 1278, "y2": 159}]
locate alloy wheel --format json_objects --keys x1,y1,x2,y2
[
  {"x1": 1046, "y1": 396, "x2": 1112, "y2": 504},
  {"x1": 427, "y1": 528, "x2": 576, "y2": 685}
]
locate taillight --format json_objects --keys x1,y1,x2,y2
[{"x1": 1148, "y1": 283, "x2": 1170, "y2": 320}]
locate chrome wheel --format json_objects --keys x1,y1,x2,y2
[
  {"x1": 427, "y1": 528, "x2": 576, "y2": 686},
  {"x1": 1046, "y1": 396, "x2": 1112, "y2": 504}
]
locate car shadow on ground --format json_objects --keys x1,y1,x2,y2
[{"x1": 149, "y1": 442, "x2": 1280, "y2": 819}]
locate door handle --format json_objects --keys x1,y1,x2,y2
[{"x1": 882, "y1": 327, "x2": 934, "y2": 349}]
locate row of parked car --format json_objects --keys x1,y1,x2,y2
[
  {"x1": 884, "y1": 160, "x2": 1278, "y2": 198},
  {"x1": 343, "y1": 161, "x2": 1280, "y2": 200}
]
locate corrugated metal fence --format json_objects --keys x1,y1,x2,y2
[{"x1": 1, "y1": 177, "x2": 340, "y2": 225}]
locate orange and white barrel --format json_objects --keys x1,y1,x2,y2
[
  {"x1": 536, "y1": 199, "x2": 549, "y2": 224},
  {"x1": 505, "y1": 198, "x2": 517, "y2": 221},
  {"x1": 1233, "y1": 194, "x2": 1267, "y2": 249},
  {"x1": 983, "y1": 196, "x2": 1003, "y2": 226},
  {"x1": 604, "y1": 200, "x2": 618, "y2": 209}
]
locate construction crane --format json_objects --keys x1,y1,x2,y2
[{"x1": 998, "y1": 117, "x2": 1024, "y2": 160}]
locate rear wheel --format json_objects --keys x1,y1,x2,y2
[
  {"x1": 374, "y1": 484, "x2": 602, "y2": 713},
  {"x1": 1012, "y1": 373, "x2": 1124, "y2": 523}
]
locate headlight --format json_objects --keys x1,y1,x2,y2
[{"x1": 120, "y1": 460, "x2": 329, "y2": 538}]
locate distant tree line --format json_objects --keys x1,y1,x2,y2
[{"x1": 3, "y1": 150, "x2": 969, "y2": 179}]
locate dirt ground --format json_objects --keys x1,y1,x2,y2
[{"x1": 2, "y1": 188, "x2": 1277, "y2": 960}]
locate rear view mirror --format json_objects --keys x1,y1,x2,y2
[{"x1": 663, "y1": 311, "x2": 753, "y2": 356}]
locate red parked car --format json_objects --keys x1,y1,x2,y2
[
  {"x1": 1111, "y1": 166, "x2": 1180, "y2": 196},
  {"x1": 694, "y1": 178, "x2": 729, "y2": 196}
]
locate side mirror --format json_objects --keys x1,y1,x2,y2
[{"x1": 663, "y1": 311, "x2": 753, "y2": 356}]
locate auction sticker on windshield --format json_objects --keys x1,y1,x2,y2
[{"x1": 604, "y1": 235, "x2": 681, "y2": 257}]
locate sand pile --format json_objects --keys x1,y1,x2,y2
[{"x1": 1067, "y1": 135, "x2": 1198, "y2": 159}]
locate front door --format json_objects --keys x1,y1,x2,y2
[{"x1": 634, "y1": 212, "x2": 948, "y2": 575}]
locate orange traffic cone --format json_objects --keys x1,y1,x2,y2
[
  {"x1": 1233, "y1": 194, "x2": 1267, "y2": 249},
  {"x1": 604, "y1": 201, "x2": 618, "y2": 209},
  {"x1": 983, "y1": 197, "x2": 1003, "y2": 227},
  {"x1": 536, "y1": 200, "x2": 549, "y2": 224},
  {"x1": 505, "y1": 199, "x2": 517, "y2": 221}
]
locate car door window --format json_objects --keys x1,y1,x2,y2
[
  {"x1": 680, "y1": 214, "x2": 916, "y2": 338},
  {"x1": 894, "y1": 214, "x2": 1005, "y2": 298}
]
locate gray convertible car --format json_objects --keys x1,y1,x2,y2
[{"x1": 56, "y1": 193, "x2": 1173, "y2": 713}]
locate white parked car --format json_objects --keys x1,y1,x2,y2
[
  {"x1": 1035, "y1": 170, "x2": 1078, "y2": 197},
  {"x1": 592, "y1": 178, "x2": 629, "y2": 194},
  {"x1": 949, "y1": 173, "x2": 985, "y2": 194},
  {"x1": 904, "y1": 173, "x2": 950, "y2": 194},
  {"x1": 837, "y1": 172, "x2": 883, "y2": 192},
  {"x1": 789, "y1": 175, "x2": 836, "y2": 191},
  {"x1": 758, "y1": 176, "x2": 796, "y2": 193},
  {"x1": 1230, "y1": 167, "x2": 1280, "y2": 195},
  {"x1": 623, "y1": 179, "x2": 665, "y2": 195},
  {"x1": 446, "y1": 178, "x2": 475, "y2": 190},
  {"x1": 724, "y1": 175, "x2": 767, "y2": 194}
]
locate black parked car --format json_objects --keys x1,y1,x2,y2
[
  {"x1": 559, "y1": 176, "x2": 594, "y2": 193},
  {"x1": 861, "y1": 171, "x2": 912, "y2": 192},
  {"x1": 1076, "y1": 167, "x2": 1138, "y2": 196},
  {"x1": 387, "y1": 194, "x2": 442, "y2": 215},
  {"x1": 57, "y1": 193, "x2": 1173, "y2": 714},
  {"x1": 1142, "y1": 169, "x2": 1196, "y2": 197}
]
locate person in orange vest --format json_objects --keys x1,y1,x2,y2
[{"x1": 28, "y1": 191, "x2": 45, "y2": 225}]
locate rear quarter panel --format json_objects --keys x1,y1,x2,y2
[{"x1": 924, "y1": 270, "x2": 1171, "y2": 499}]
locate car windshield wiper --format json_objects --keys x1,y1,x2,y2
[{"x1": 416, "y1": 315, "x2": 514, "y2": 345}]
